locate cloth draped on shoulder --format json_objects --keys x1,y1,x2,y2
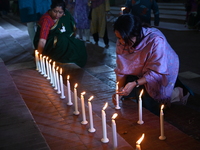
[
  {"x1": 34, "y1": 10, "x2": 87, "y2": 68},
  {"x1": 115, "y1": 27, "x2": 179, "y2": 104}
]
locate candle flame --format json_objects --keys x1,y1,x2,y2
[
  {"x1": 136, "y1": 133, "x2": 145, "y2": 145},
  {"x1": 88, "y1": 96, "x2": 94, "y2": 102},
  {"x1": 53, "y1": 61, "x2": 55, "y2": 67},
  {"x1": 60, "y1": 68, "x2": 62, "y2": 74},
  {"x1": 112, "y1": 113, "x2": 118, "y2": 120},
  {"x1": 43, "y1": 56, "x2": 46, "y2": 59},
  {"x1": 103, "y1": 102, "x2": 108, "y2": 110},
  {"x1": 161, "y1": 104, "x2": 164, "y2": 110},
  {"x1": 67, "y1": 75, "x2": 70, "y2": 80},
  {"x1": 40, "y1": 54, "x2": 42, "y2": 57},
  {"x1": 56, "y1": 66, "x2": 59, "y2": 71},
  {"x1": 81, "y1": 91, "x2": 86, "y2": 95},
  {"x1": 139, "y1": 89, "x2": 144, "y2": 98},
  {"x1": 74, "y1": 83, "x2": 78, "y2": 88},
  {"x1": 46, "y1": 57, "x2": 48, "y2": 60},
  {"x1": 121, "y1": 7, "x2": 125, "y2": 11},
  {"x1": 35, "y1": 50, "x2": 39, "y2": 55},
  {"x1": 49, "y1": 59, "x2": 52, "y2": 63}
]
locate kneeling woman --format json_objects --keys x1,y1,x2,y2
[
  {"x1": 113, "y1": 14, "x2": 180, "y2": 115},
  {"x1": 34, "y1": 0, "x2": 87, "y2": 68}
]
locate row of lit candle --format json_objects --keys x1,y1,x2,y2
[
  {"x1": 35, "y1": 50, "x2": 119, "y2": 148},
  {"x1": 35, "y1": 50, "x2": 166, "y2": 149}
]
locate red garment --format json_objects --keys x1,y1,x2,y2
[{"x1": 38, "y1": 12, "x2": 55, "y2": 39}]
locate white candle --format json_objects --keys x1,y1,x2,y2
[
  {"x1": 52, "y1": 61, "x2": 57, "y2": 88},
  {"x1": 120, "y1": 7, "x2": 125, "y2": 15},
  {"x1": 56, "y1": 67, "x2": 61, "y2": 94},
  {"x1": 137, "y1": 89, "x2": 144, "y2": 125},
  {"x1": 73, "y1": 83, "x2": 79, "y2": 115},
  {"x1": 67, "y1": 75, "x2": 73, "y2": 105},
  {"x1": 81, "y1": 92, "x2": 88, "y2": 125},
  {"x1": 101, "y1": 102, "x2": 109, "y2": 143},
  {"x1": 112, "y1": 113, "x2": 118, "y2": 149},
  {"x1": 46, "y1": 57, "x2": 50, "y2": 80},
  {"x1": 88, "y1": 96, "x2": 96, "y2": 133},
  {"x1": 159, "y1": 105, "x2": 166, "y2": 140},
  {"x1": 49, "y1": 59, "x2": 53, "y2": 84},
  {"x1": 35, "y1": 50, "x2": 39, "y2": 71},
  {"x1": 59, "y1": 68, "x2": 66, "y2": 99},
  {"x1": 37, "y1": 51, "x2": 41, "y2": 72},
  {"x1": 42, "y1": 56, "x2": 47, "y2": 77},
  {"x1": 40, "y1": 54, "x2": 44, "y2": 75},
  {"x1": 136, "y1": 133, "x2": 145, "y2": 150},
  {"x1": 115, "y1": 82, "x2": 121, "y2": 109}
]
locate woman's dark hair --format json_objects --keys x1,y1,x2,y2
[
  {"x1": 114, "y1": 14, "x2": 144, "y2": 47},
  {"x1": 51, "y1": 0, "x2": 66, "y2": 12}
]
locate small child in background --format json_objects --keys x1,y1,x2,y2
[{"x1": 73, "y1": 0, "x2": 90, "y2": 42}]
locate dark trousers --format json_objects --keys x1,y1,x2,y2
[
  {"x1": 92, "y1": 27, "x2": 109, "y2": 45},
  {"x1": 124, "y1": 75, "x2": 193, "y2": 116},
  {"x1": 124, "y1": 75, "x2": 160, "y2": 116}
]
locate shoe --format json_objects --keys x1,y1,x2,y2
[{"x1": 105, "y1": 44, "x2": 109, "y2": 49}]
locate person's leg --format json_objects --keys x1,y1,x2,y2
[
  {"x1": 103, "y1": 26, "x2": 109, "y2": 47},
  {"x1": 27, "y1": 22, "x2": 36, "y2": 49},
  {"x1": 78, "y1": 29, "x2": 83, "y2": 39},
  {"x1": 85, "y1": 29, "x2": 90, "y2": 41},
  {"x1": 93, "y1": 32, "x2": 99, "y2": 45}
]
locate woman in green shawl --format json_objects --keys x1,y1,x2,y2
[{"x1": 34, "y1": 0, "x2": 87, "y2": 67}]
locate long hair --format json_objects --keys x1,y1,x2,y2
[
  {"x1": 114, "y1": 14, "x2": 147, "y2": 48},
  {"x1": 51, "y1": 0, "x2": 66, "y2": 11}
]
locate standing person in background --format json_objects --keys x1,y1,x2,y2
[
  {"x1": 0, "y1": 0, "x2": 10, "y2": 17},
  {"x1": 90, "y1": 0, "x2": 110, "y2": 48},
  {"x1": 74, "y1": 0, "x2": 91, "y2": 42},
  {"x1": 185, "y1": 0, "x2": 198, "y2": 28},
  {"x1": 18, "y1": 0, "x2": 51, "y2": 49},
  {"x1": 123, "y1": 0, "x2": 160, "y2": 26}
]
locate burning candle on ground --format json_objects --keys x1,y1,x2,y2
[
  {"x1": 59, "y1": 68, "x2": 65, "y2": 99},
  {"x1": 101, "y1": 102, "x2": 109, "y2": 143},
  {"x1": 40, "y1": 54, "x2": 44, "y2": 75},
  {"x1": 112, "y1": 113, "x2": 118, "y2": 149},
  {"x1": 120, "y1": 7, "x2": 125, "y2": 15},
  {"x1": 49, "y1": 59, "x2": 53, "y2": 84},
  {"x1": 52, "y1": 61, "x2": 56, "y2": 88},
  {"x1": 56, "y1": 66, "x2": 61, "y2": 94},
  {"x1": 88, "y1": 96, "x2": 96, "y2": 133},
  {"x1": 81, "y1": 92, "x2": 88, "y2": 125},
  {"x1": 67, "y1": 75, "x2": 73, "y2": 105},
  {"x1": 46, "y1": 57, "x2": 50, "y2": 80},
  {"x1": 35, "y1": 50, "x2": 40, "y2": 71},
  {"x1": 73, "y1": 83, "x2": 79, "y2": 115},
  {"x1": 136, "y1": 133, "x2": 145, "y2": 150},
  {"x1": 159, "y1": 104, "x2": 166, "y2": 140},
  {"x1": 137, "y1": 89, "x2": 144, "y2": 125},
  {"x1": 115, "y1": 82, "x2": 121, "y2": 109},
  {"x1": 42, "y1": 56, "x2": 47, "y2": 77}
]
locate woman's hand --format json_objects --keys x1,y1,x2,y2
[
  {"x1": 37, "y1": 39, "x2": 46, "y2": 54},
  {"x1": 117, "y1": 82, "x2": 136, "y2": 96}
]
